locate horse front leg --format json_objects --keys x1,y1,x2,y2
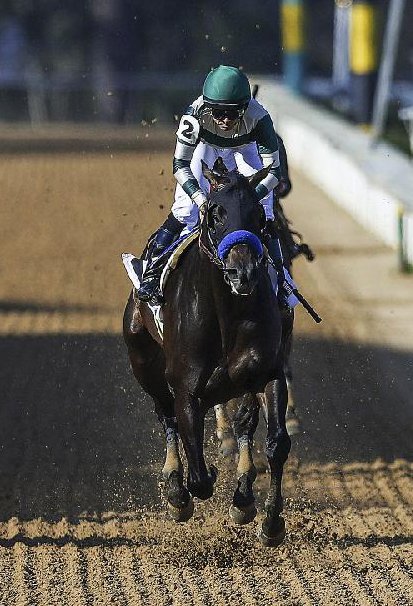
[
  {"x1": 123, "y1": 297, "x2": 193, "y2": 523},
  {"x1": 229, "y1": 394, "x2": 259, "y2": 525},
  {"x1": 158, "y1": 415, "x2": 194, "y2": 522},
  {"x1": 259, "y1": 374, "x2": 291, "y2": 547},
  {"x1": 174, "y1": 390, "x2": 217, "y2": 501},
  {"x1": 285, "y1": 374, "x2": 301, "y2": 436}
]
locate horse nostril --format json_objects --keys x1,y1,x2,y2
[
  {"x1": 225, "y1": 268, "x2": 238, "y2": 279},
  {"x1": 239, "y1": 270, "x2": 249, "y2": 285},
  {"x1": 225, "y1": 266, "x2": 254, "y2": 285}
]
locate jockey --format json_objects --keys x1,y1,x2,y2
[{"x1": 138, "y1": 65, "x2": 292, "y2": 304}]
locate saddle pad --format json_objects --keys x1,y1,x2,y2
[
  {"x1": 121, "y1": 253, "x2": 164, "y2": 338},
  {"x1": 159, "y1": 229, "x2": 199, "y2": 292},
  {"x1": 122, "y1": 253, "x2": 146, "y2": 290}
]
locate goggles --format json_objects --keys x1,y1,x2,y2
[{"x1": 211, "y1": 106, "x2": 245, "y2": 121}]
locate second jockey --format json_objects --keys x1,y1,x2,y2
[{"x1": 138, "y1": 65, "x2": 293, "y2": 305}]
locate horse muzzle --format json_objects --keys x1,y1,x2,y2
[
  {"x1": 224, "y1": 268, "x2": 258, "y2": 296},
  {"x1": 223, "y1": 244, "x2": 259, "y2": 296}
]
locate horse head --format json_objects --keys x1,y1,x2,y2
[{"x1": 200, "y1": 157, "x2": 269, "y2": 295}]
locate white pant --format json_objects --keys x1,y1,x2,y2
[{"x1": 172, "y1": 142, "x2": 274, "y2": 234}]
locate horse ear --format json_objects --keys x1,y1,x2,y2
[
  {"x1": 248, "y1": 164, "x2": 273, "y2": 189},
  {"x1": 212, "y1": 157, "x2": 229, "y2": 175},
  {"x1": 202, "y1": 159, "x2": 231, "y2": 190},
  {"x1": 201, "y1": 160, "x2": 217, "y2": 186},
  {"x1": 201, "y1": 160, "x2": 226, "y2": 191}
]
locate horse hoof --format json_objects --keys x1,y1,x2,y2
[
  {"x1": 258, "y1": 516, "x2": 286, "y2": 547},
  {"x1": 229, "y1": 503, "x2": 257, "y2": 525},
  {"x1": 167, "y1": 498, "x2": 194, "y2": 523},
  {"x1": 286, "y1": 410, "x2": 301, "y2": 436},
  {"x1": 187, "y1": 466, "x2": 218, "y2": 500}
]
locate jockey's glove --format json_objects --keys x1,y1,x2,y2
[
  {"x1": 199, "y1": 203, "x2": 207, "y2": 220},
  {"x1": 192, "y1": 190, "x2": 208, "y2": 222},
  {"x1": 192, "y1": 190, "x2": 208, "y2": 209}
]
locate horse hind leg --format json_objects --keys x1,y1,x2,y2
[
  {"x1": 229, "y1": 394, "x2": 259, "y2": 525},
  {"x1": 258, "y1": 375, "x2": 291, "y2": 547},
  {"x1": 285, "y1": 368, "x2": 302, "y2": 436},
  {"x1": 282, "y1": 310, "x2": 302, "y2": 436},
  {"x1": 214, "y1": 402, "x2": 237, "y2": 457}
]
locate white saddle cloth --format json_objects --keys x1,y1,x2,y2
[{"x1": 122, "y1": 253, "x2": 164, "y2": 338}]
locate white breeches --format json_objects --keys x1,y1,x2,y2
[{"x1": 172, "y1": 142, "x2": 274, "y2": 234}]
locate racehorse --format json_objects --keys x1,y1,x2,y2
[
  {"x1": 213, "y1": 134, "x2": 316, "y2": 448},
  {"x1": 123, "y1": 158, "x2": 292, "y2": 546},
  {"x1": 213, "y1": 197, "x2": 314, "y2": 452}
]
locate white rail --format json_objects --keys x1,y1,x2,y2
[{"x1": 255, "y1": 79, "x2": 413, "y2": 269}]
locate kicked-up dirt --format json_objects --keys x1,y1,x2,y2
[{"x1": 0, "y1": 126, "x2": 412, "y2": 605}]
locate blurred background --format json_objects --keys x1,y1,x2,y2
[
  {"x1": 0, "y1": 3, "x2": 412, "y2": 597},
  {"x1": 0, "y1": 0, "x2": 412, "y2": 152}
]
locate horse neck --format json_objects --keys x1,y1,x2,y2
[{"x1": 190, "y1": 246, "x2": 277, "y2": 355}]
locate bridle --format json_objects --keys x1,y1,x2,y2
[
  {"x1": 198, "y1": 198, "x2": 266, "y2": 289},
  {"x1": 198, "y1": 203, "x2": 225, "y2": 270}
]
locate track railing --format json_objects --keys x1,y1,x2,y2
[{"x1": 255, "y1": 79, "x2": 413, "y2": 271}]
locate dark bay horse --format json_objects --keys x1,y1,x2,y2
[{"x1": 123, "y1": 159, "x2": 292, "y2": 546}]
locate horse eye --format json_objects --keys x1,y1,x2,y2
[{"x1": 213, "y1": 205, "x2": 226, "y2": 224}]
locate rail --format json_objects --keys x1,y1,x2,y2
[{"x1": 256, "y1": 79, "x2": 413, "y2": 271}]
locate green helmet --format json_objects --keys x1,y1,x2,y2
[{"x1": 202, "y1": 65, "x2": 251, "y2": 106}]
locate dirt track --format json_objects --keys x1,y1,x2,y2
[{"x1": 0, "y1": 126, "x2": 412, "y2": 605}]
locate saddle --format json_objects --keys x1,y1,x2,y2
[{"x1": 122, "y1": 229, "x2": 199, "y2": 339}]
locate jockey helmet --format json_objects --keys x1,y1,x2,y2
[{"x1": 202, "y1": 66, "x2": 251, "y2": 109}]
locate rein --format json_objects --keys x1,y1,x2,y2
[
  {"x1": 198, "y1": 211, "x2": 226, "y2": 270},
  {"x1": 198, "y1": 225, "x2": 240, "y2": 292},
  {"x1": 198, "y1": 205, "x2": 266, "y2": 292}
]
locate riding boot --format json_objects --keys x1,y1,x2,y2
[
  {"x1": 138, "y1": 213, "x2": 184, "y2": 303},
  {"x1": 137, "y1": 227, "x2": 177, "y2": 303}
]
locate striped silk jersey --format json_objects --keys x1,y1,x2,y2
[{"x1": 173, "y1": 96, "x2": 281, "y2": 201}]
